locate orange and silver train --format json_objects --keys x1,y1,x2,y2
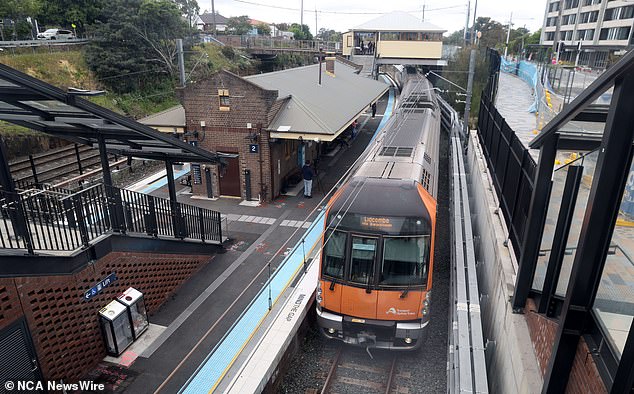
[{"x1": 316, "y1": 72, "x2": 440, "y2": 350}]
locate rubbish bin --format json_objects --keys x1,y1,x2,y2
[
  {"x1": 99, "y1": 300, "x2": 134, "y2": 356},
  {"x1": 116, "y1": 287, "x2": 149, "y2": 340}
]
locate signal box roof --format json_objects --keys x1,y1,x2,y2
[{"x1": 352, "y1": 11, "x2": 446, "y2": 33}]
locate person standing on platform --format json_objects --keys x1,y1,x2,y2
[
  {"x1": 371, "y1": 102, "x2": 377, "y2": 118},
  {"x1": 302, "y1": 160, "x2": 314, "y2": 198}
]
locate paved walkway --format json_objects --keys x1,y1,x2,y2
[{"x1": 495, "y1": 72, "x2": 538, "y2": 158}]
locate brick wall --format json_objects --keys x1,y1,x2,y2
[
  {"x1": 525, "y1": 298, "x2": 607, "y2": 393},
  {"x1": 0, "y1": 279, "x2": 23, "y2": 329},
  {"x1": 0, "y1": 251, "x2": 212, "y2": 383},
  {"x1": 181, "y1": 70, "x2": 278, "y2": 201}
]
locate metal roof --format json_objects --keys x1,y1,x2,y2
[
  {"x1": 139, "y1": 105, "x2": 185, "y2": 128},
  {"x1": 352, "y1": 11, "x2": 446, "y2": 33},
  {"x1": 199, "y1": 13, "x2": 228, "y2": 24},
  {"x1": 0, "y1": 63, "x2": 231, "y2": 163},
  {"x1": 245, "y1": 60, "x2": 388, "y2": 141}
]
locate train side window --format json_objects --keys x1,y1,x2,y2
[
  {"x1": 323, "y1": 230, "x2": 346, "y2": 279},
  {"x1": 350, "y1": 236, "x2": 377, "y2": 285}
]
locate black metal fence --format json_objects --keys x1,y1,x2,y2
[
  {"x1": 476, "y1": 49, "x2": 537, "y2": 261},
  {"x1": 0, "y1": 183, "x2": 223, "y2": 254}
]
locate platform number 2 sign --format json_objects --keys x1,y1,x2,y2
[{"x1": 250, "y1": 144, "x2": 259, "y2": 153}]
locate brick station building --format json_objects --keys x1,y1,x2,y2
[{"x1": 177, "y1": 58, "x2": 388, "y2": 202}]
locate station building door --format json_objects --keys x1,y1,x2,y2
[
  {"x1": 0, "y1": 319, "x2": 42, "y2": 393},
  {"x1": 219, "y1": 155, "x2": 241, "y2": 197}
]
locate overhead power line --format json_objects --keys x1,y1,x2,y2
[{"x1": 230, "y1": 0, "x2": 464, "y2": 16}]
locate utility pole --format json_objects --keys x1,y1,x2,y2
[
  {"x1": 464, "y1": 0, "x2": 471, "y2": 45},
  {"x1": 300, "y1": 0, "x2": 304, "y2": 27},
  {"x1": 463, "y1": 49, "x2": 476, "y2": 139},
  {"x1": 211, "y1": 0, "x2": 217, "y2": 35},
  {"x1": 422, "y1": 1, "x2": 426, "y2": 22},
  {"x1": 315, "y1": 7, "x2": 318, "y2": 38},
  {"x1": 470, "y1": 0, "x2": 478, "y2": 45},
  {"x1": 504, "y1": 12, "x2": 513, "y2": 58},
  {"x1": 177, "y1": 39, "x2": 186, "y2": 88}
]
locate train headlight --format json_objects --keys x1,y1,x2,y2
[
  {"x1": 422, "y1": 306, "x2": 429, "y2": 316},
  {"x1": 317, "y1": 287, "x2": 322, "y2": 296},
  {"x1": 316, "y1": 294, "x2": 323, "y2": 304},
  {"x1": 404, "y1": 337, "x2": 413, "y2": 344},
  {"x1": 423, "y1": 299, "x2": 429, "y2": 307},
  {"x1": 426, "y1": 291, "x2": 432, "y2": 301},
  {"x1": 328, "y1": 328, "x2": 336, "y2": 334}
]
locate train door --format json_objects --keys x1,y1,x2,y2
[
  {"x1": 340, "y1": 235, "x2": 379, "y2": 319},
  {"x1": 218, "y1": 155, "x2": 241, "y2": 197},
  {"x1": 0, "y1": 318, "x2": 42, "y2": 393}
]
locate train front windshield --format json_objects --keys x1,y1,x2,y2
[{"x1": 323, "y1": 229, "x2": 431, "y2": 288}]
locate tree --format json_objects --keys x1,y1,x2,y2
[
  {"x1": 473, "y1": 17, "x2": 506, "y2": 49},
  {"x1": 275, "y1": 23, "x2": 289, "y2": 31},
  {"x1": 255, "y1": 22, "x2": 271, "y2": 36},
  {"x1": 227, "y1": 15, "x2": 252, "y2": 35},
  {"x1": 174, "y1": 0, "x2": 199, "y2": 34},
  {"x1": 85, "y1": 0, "x2": 187, "y2": 93},
  {"x1": 289, "y1": 23, "x2": 312, "y2": 40},
  {"x1": 317, "y1": 28, "x2": 341, "y2": 42},
  {"x1": 0, "y1": 0, "x2": 41, "y2": 39},
  {"x1": 37, "y1": 0, "x2": 105, "y2": 36}
]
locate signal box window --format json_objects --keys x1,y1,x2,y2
[
  {"x1": 218, "y1": 89, "x2": 230, "y2": 111},
  {"x1": 350, "y1": 236, "x2": 377, "y2": 285},
  {"x1": 323, "y1": 230, "x2": 346, "y2": 279},
  {"x1": 380, "y1": 236, "x2": 430, "y2": 287}
]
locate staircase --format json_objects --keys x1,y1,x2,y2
[{"x1": 350, "y1": 54, "x2": 376, "y2": 78}]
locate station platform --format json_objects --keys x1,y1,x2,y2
[{"x1": 83, "y1": 83, "x2": 396, "y2": 393}]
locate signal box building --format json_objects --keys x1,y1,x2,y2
[
  {"x1": 178, "y1": 59, "x2": 388, "y2": 202},
  {"x1": 342, "y1": 11, "x2": 447, "y2": 74}
]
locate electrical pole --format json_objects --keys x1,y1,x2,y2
[
  {"x1": 315, "y1": 7, "x2": 318, "y2": 38},
  {"x1": 177, "y1": 39, "x2": 186, "y2": 88},
  {"x1": 464, "y1": 0, "x2": 471, "y2": 45},
  {"x1": 504, "y1": 12, "x2": 513, "y2": 58},
  {"x1": 300, "y1": 0, "x2": 304, "y2": 27},
  {"x1": 463, "y1": 49, "x2": 476, "y2": 138},
  {"x1": 470, "y1": 0, "x2": 478, "y2": 45},
  {"x1": 422, "y1": 1, "x2": 425, "y2": 22},
  {"x1": 211, "y1": 0, "x2": 217, "y2": 35}
]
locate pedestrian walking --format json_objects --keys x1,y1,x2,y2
[
  {"x1": 371, "y1": 103, "x2": 377, "y2": 118},
  {"x1": 302, "y1": 160, "x2": 314, "y2": 198}
]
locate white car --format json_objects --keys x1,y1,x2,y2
[{"x1": 37, "y1": 29, "x2": 75, "y2": 40}]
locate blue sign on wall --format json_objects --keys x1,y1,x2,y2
[
  {"x1": 84, "y1": 273, "x2": 117, "y2": 301},
  {"x1": 249, "y1": 144, "x2": 259, "y2": 153}
]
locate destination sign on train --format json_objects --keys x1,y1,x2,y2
[{"x1": 360, "y1": 216, "x2": 393, "y2": 229}]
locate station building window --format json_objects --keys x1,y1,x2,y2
[{"x1": 218, "y1": 89, "x2": 230, "y2": 111}]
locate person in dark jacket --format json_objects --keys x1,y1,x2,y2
[{"x1": 302, "y1": 160, "x2": 314, "y2": 198}]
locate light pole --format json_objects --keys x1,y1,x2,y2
[{"x1": 504, "y1": 12, "x2": 513, "y2": 58}]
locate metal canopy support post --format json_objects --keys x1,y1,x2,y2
[
  {"x1": 98, "y1": 134, "x2": 123, "y2": 232},
  {"x1": 165, "y1": 160, "x2": 182, "y2": 238},
  {"x1": 542, "y1": 74, "x2": 634, "y2": 393},
  {"x1": 97, "y1": 134, "x2": 113, "y2": 188},
  {"x1": 0, "y1": 137, "x2": 16, "y2": 193},
  {"x1": 512, "y1": 133, "x2": 558, "y2": 311},
  {"x1": 538, "y1": 165, "x2": 583, "y2": 316}
]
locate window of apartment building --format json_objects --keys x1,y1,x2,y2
[
  {"x1": 580, "y1": 10, "x2": 599, "y2": 22},
  {"x1": 546, "y1": 31, "x2": 556, "y2": 40},
  {"x1": 576, "y1": 29, "x2": 595, "y2": 40},
  {"x1": 604, "y1": 5, "x2": 634, "y2": 20},
  {"x1": 549, "y1": 1, "x2": 560, "y2": 12},
  {"x1": 218, "y1": 89, "x2": 230, "y2": 111},
  {"x1": 562, "y1": 14, "x2": 577, "y2": 24},
  {"x1": 546, "y1": 17, "x2": 558, "y2": 26},
  {"x1": 563, "y1": 30, "x2": 574, "y2": 40},
  {"x1": 599, "y1": 26, "x2": 631, "y2": 40},
  {"x1": 564, "y1": 0, "x2": 579, "y2": 9}
]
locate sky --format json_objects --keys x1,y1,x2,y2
[{"x1": 203, "y1": 0, "x2": 548, "y2": 36}]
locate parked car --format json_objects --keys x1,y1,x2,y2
[{"x1": 37, "y1": 29, "x2": 75, "y2": 40}]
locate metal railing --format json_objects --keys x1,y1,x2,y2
[
  {"x1": 0, "y1": 183, "x2": 223, "y2": 254},
  {"x1": 477, "y1": 51, "x2": 537, "y2": 261},
  {"x1": 213, "y1": 35, "x2": 341, "y2": 53}
]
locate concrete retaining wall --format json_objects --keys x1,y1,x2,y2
[{"x1": 465, "y1": 131, "x2": 541, "y2": 393}]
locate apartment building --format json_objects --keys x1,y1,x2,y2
[{"x1": 541, "y1": 0, "x2": 634, "y2": 68}]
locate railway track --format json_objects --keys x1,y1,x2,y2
[
  {"x1": 9, "y1": 143, "x2": 124, "y2": 188},
  {"x1": 316, "y1": 345, "x2": 405, "y2": 394}
]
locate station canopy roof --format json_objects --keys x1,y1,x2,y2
[
  {"x1": 245, "y1": 59, "x2": 388, "y2": 141},
  {"x1": 352, "y1": 11, "x2": 446, "y2": 33},
  {"x1": 0, "y1": 63, "x2": 231, "y2": 163}
]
